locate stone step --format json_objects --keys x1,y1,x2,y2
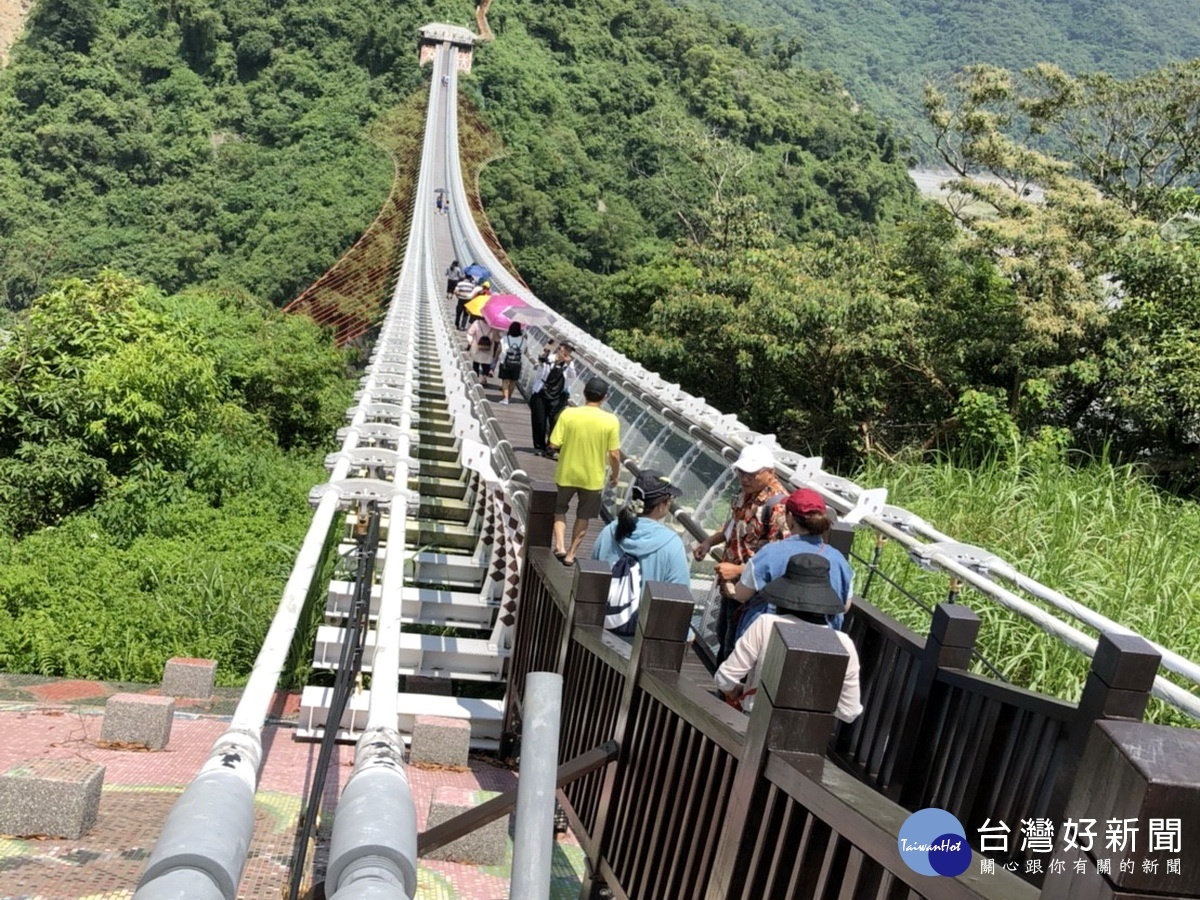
[
  {"x1": 416, "y1": 459, "x2": 470, "y2": 481},
  {"x1": 411, "y1": 474, "x2": 471, "y2": 500},
  {"x1": 414, "y1": 443, "x2": 459, "y2": 464},
  {"x1": 421, "y1": 431, "x2": 459, "y2": 449},
  {"x1": 312, "y1": 627, "x2": 506, "y2": 681},
  {"x1": 296, "y1": 688, "x2": 503, "y2": 748},
  {"x1": 408, "y1": 551, "x2": 488, "y2": 589},
  {"x1": 325, "y1": 581, "x2": 496, "y2": 629},
  {"x1": 405, "y1": 521, "x2": 479, "y2": 552},
  {"x1": 419, "y1": 497, "x2": 473, "y2": 524}
]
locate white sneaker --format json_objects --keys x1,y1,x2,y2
[{"x1": 501, "y1": 398, "x2": 510, "y2": 405}]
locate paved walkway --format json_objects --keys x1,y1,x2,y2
[{"x1": 0, "y1": 676, "x2": 585, "y2": 899}]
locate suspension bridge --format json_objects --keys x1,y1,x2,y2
[{"x1": 2, "y1": 27, "x2": 1199, "y2": 900}]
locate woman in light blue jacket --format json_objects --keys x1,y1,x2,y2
[{"x1": 592, "y1": 469, "x2": 690, "y2": 586}]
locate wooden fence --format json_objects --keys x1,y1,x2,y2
[{"x1": 501, "y1": 484, "x2": 1200, "y2": 900}]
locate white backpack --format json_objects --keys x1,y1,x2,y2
[{"x1": 604, "y1": 552, "x2": 643, "y2": 637}]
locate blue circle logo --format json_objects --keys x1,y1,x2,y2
[{"x1": 898, "y1": 808, "x2": 972, "y2": 876}]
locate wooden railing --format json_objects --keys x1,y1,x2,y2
[{"x1": 502, "y1": 483, "x2": 1200, "y2": 900}]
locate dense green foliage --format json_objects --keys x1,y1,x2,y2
[
  {"x1": 467, "y1": 0, "x2": 920, "y2": 330},
  {"x1": 0, "y1": 273, "x2": 352, "y2": 684},
  {"x1": 684, "y1": 0, "x2": 1200, "y2": 157},
  {"x1": 576, "y1": 60, "x2": 1200, "y2": 483},
  {"x1": 0, "y1": 0, "x2": 467, "y2": 309},
  {"x1": 854, "y1": 450, "x2": 1200, "y2": 726}
]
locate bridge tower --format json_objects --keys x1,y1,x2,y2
[{"x1": 418, "y1": 24, "x2": 476, "y2": 72}]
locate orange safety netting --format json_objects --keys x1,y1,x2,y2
[{"x1": 283, "y1": 155, "x2": 410, "y2": 347}]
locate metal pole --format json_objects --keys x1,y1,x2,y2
[{"x1": 509, "y1": 672, "x2": 563, "y2": 900}]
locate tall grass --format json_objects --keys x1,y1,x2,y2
[{"x1": 853, "y1": 451, "x2": 1200, "y2": 726}]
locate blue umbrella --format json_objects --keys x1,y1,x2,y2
[{"x1": 464, "y1": 263, "x2": 491, "y2": 282}]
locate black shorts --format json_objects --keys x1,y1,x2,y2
[{"x1": 555, "y1": 485, "x2": 603, "y2": 519}]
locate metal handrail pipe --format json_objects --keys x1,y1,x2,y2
[
  {"x1": 324, "y1": 44, "x2": 441, "y2": 900},
  {"x1": 136, "y1": 451, "x2": 358, "y2": 898},
  {"x1": 509, "y1": 672, "x2": 563, "y2": 900},
  {"x1": 324, "y1": 735, "x2": 417, "y2": 900},
  {"x1": 864, "y1": 515, "x2": 1200, "y2": 719}
]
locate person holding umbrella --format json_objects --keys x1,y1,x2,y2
[{"x1": 465, "y1": 285, "x2": 499, "y2": 386}]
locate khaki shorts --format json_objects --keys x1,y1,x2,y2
[{"x1": 555, "y1": 485, "x2": 603, "y2": 519}]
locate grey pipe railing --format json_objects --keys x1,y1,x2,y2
[{"x1": 509, "y1": 672, "x2": 563, "y2": 900}]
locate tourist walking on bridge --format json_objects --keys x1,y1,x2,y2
[
  {"x1": 445, "y1": 259, "x2": 464, "y2": 301},
  {"x1": 453, "y1": 276, "x2": 482, "y2": 331},
  {"x1": 718, "y1": 491, "x2": 858, "y2": 719},
  {"x1": 729, "y1": 487, "x2": 853, "y2": 637},
  {"x1": 529, "y1": 341, "x2": 575, "y2": 455},
  {"x1": 549, "y1": 376, "x2": 621, "y2": 566},
  {"x1": 592, "y1": 469, "x2": 690, "y2": 585},
  {"x1": 692, "y1": 445, "x2": 790, "y2": 662},
  {"x1": 497, "y1": 322, "x2": 525, "y2": 405},
  {"x1": 466, "y1": 314, "x2": 500, "y2": 387},
  {"x1": 715, "y1": 545, "x2": 861, "y2": 721}
]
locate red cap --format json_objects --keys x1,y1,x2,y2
[{"x1": 785, "y1": 487, "x2": 826, "y2": 518}]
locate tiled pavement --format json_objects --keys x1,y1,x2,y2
[{"x1": 0, "y1": 677, "x2": 585, "y2": 899}]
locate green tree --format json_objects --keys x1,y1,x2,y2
[
  {"x1": 25, "y1": 0, "x2": 104, "y2": 52},
  {"x1": 609, "y1": 214, "x2": 930, "y2": 463},
  {"x1": 1022, "y1": 61, "x2": 1200, "y2": 218},
  {"x1": 924, "y1": 65, "x2": 1122, "y2": 436}
]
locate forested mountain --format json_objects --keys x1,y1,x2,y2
[
  {"x1": 0, "y1": 0, "x2": 431, "y2": 309},
  {"x1": 468, "y1": 0, "x2": 919, "y2": 330},
  {"x1": 0, "y1": 0, "x2": 915, "y2": 312},
  {"x1": 682, "y1": 0, "x2": 1200, "y2": 154}
]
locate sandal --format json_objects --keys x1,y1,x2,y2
[
  {"x1": 561, "y1": 556, "x2": 576, "y2": 567},
  {"x1": 553, "y1": 550, "x2": 567, "y2": 563}
]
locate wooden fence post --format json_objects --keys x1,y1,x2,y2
[
  {"x1": 500, "y1": 482, "x2": 565, "y2": 759},
  {"x1": 704, "y1": 621, "x2": 851, "y2": 900},
  {"x1": 524, "y1": 480, "x2": 557, "y2": 552},
  {"x1": 1039, "y1": 718, "x2": 1200, "y2": 899},
  {"x1": 1046, "y1": 631, "x2": 1160, "y2": 820},
  {"x1": 578, "y1": 580, "x2": 693, "y2": 899},
  {"x1": 557, "y1": 559, "x2": 611, "y2": 674},
  {"x1": 895, "y1": 602, "x2": 981, "y2": 805}
]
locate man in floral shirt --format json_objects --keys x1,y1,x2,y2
[{"x1": 692, "y1": 445, "x2": 790, "y2": 662}]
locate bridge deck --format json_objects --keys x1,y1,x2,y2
[{"x1": 439, "y1": 289, "x2": 610, "y2": 560}]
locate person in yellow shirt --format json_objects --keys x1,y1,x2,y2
[{"x1": 549, "y1": 376, "x2": 621, "y2": 565}]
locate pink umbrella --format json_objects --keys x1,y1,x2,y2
[
  {"x1": 481, "y1": 294, "x2": 528, "y2": 330},
  {"x1": 482, "y1": 294, "x2": 555, "y2": 329}
]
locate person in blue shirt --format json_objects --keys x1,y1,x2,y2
[
  {"x1": 592, "y1": 469, "x2": 691, "y2": 586},
  {"x1": 730, "y1": 487, "x2": 852, "y2": 637}
]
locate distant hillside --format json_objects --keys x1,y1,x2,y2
[
  {"x1": 468, "y1": 0, "x2": 920, "y2": 329},
  {"x1": 0, "y1": 0, "x2": 916, "y2": 312},
  {"x1": 681, "y1": 0, "x2": 1200, "y2": 157},
  {"x1": 0, "y1": 0, "x2": 31, "y2": 65}
]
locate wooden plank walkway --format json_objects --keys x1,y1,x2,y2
[{"x1": 436, "y1": 286, "x2": 609, "y2": 560}]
